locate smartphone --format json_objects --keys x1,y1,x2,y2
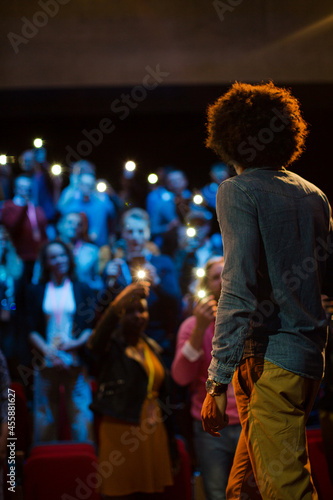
[{"x1": 130, "y1": 256, "x2": 146, "y2": 267}]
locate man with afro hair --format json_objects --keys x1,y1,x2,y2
[{"x1": 201, "y1": 81, "x2": 333, "y2": 499}]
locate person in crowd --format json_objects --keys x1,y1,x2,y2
[
  {"x1": 0, "y1": 349, "x2": 10, "y2": 500},
  {"x1": 57, "y1": 160, "x2": 96, "y2": 208},
  {"x1": 33, "y1": 146, "x2": 62, "y2": 224},
  {"x1": 18, "y1": 149, "x2": 36, "y2": 175},
  {"x1": 175, "y1": 209, "x2": 223, "y2": 295},
  {"x1": 201, "y1": 81, "x2": 333, "y2": 499},
  {"x1": 95, "y1": 178, "x2": 124, "y2": 229},
  {"x1": 88, "y1": 281, "x2": 177, "y2": 499},
  {"x1": 149, "y1": 169, "x2": 192, "y2": 255},
  {"x1": 0, "y1": 225, "x2": 23, "y2": 375},
  {"x1": 0, "y1": 159, "x2": 13, "y2": 201},
  {"x1": 146, "y1": 165, "x2": 174, "y2": 222},
  {"x1": 102, "y1": 208, "x2": 181, "y2": 367},
  {"x1": 27, "y1": 240, "x2": 94, "y2": 442},
  {"x1": 172, "y1": 257, "x2": 241, "y2": 500},
  {"x1": 319, "y1": 295, "x2": 333, "y2": 485},
  {"x1": 18, "y1": 148, "x2": 61, "y2": 226},
  {"x1": 56, "y1": 211, "x2": 103, "y2": 291},
  {"x1": 57, "y1": 171, "x2": 116, "y2": 247},
  {"x1": 1, "y1": 175, "x2": 48, "y2": 281},
  {"x1": 201, "y1": 162, "x2": 231, "y2": 209}
]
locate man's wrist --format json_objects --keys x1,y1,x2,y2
[{"x1": 205, "y1": 378, "x2": 228, "y2": 397}]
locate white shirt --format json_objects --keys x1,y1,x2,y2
[{"x1": 43, "y1": 280, "x2": 78, "y2": 366}]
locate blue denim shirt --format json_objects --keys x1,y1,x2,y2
[{"x1": 208, "y1": 167, "x2": 333, "y2": 383}]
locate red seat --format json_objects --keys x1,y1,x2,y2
[
  {"x1": 24, "y1": 443, "x2": 101, "y2": 500},
  {"x1": 29, "y1": 441, "x2": 97, "y2": 457},
  {"x1": 307, "y1": 427, "x2": 333, "y2": 500}
]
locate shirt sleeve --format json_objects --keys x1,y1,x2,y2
[{"x1": 208, "y1": 179, "x2": 260, "y2": 384}]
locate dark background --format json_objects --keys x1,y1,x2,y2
[
  {"x1": 1, "y1": 0, "x2": 333, "y2": 202},
  {"x1": 0, "y1": 83, "x2": 332, "y2": 202}
]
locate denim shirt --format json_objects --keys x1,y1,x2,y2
[{"x1": 208, "y1": 167, "x2": 333, "y2": 384}]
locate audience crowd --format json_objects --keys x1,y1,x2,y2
[{"x1": 0, "y1": 147, "x2": 331, "y2": 499}]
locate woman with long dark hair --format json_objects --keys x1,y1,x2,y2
[
  {"x1": 88, "y1": 281, "x2": 178, "y2": 499},
  {"x1": 27, "y1": 240, "x2": 94, "y2": 442}
]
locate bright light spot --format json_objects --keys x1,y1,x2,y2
[
  {"x1": 97, "y1": 181, "x2": 107, "y2": 193},
  {"x1": 0, "y1": 155, "x2": 6, "y2": 165},
  {"x1": 196, "y1": 268, "x2": 205, "y2": 278},
  {"x1": 148, "y1": 173, "x2": 158, "y2": 184},
  {"x1": 197, "y1": 289, "x2": 206, "y2": 299},
  {"x1": 125, "y1": 161, "x2": 136, "y2": 172},
  {"x1": 186, "y1": 227, "x2": 196, "y2": 238},
  {"x1": 33, "y1": 138, "x2": 43, "y2": 148},
  {"x1": 51, "y1": 164, "x2": 62, "y2": 176},
  {"x1": 137, "y1": 270, "x2": 146, "y2": 279},
  {"x1": 193, "y1": 194, "x2": 203, "y2": 205}
]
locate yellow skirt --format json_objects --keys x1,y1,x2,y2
[{"x1": 98, "y1": 398, "x2": 174, "y2": 496}]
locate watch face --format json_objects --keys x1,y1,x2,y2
[
  {"x1": 206, "y1": 379, "x2": 227, "y2": 396},
  {"x1": 205, "y1": 379, "x2": 215, "y2": 395}
]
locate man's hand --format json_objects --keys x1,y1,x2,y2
[{"x1": 201, "y1": 392, "x2": 228, "y2": 437}]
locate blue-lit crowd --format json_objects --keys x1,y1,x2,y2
[{"x1": 0, "y1": 146, "x2": 238, "y2": 499}]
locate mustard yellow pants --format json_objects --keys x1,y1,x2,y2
[{"x1": 227, "y1": 358, "x2": 320, "y2": 500}]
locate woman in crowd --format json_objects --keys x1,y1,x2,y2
[
  {"x1": 56, "y1": 211, "x2": 103, "y2": 291},
  {"x1": 171, "y1": 256, "x2": 241, "y2": 500},
  {"x1": 101, "y1": 207, "x2": 181, "y2": 367},
  {"x1": 88, "y1": 281, "x2": 177, "y2": 499},
  {"x1": 27, "y1": 240, "x2": 94, "y2": 442}
]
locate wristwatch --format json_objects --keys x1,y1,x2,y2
[{"x1": 205, "y1": 378, "x2": 228, "y2": 396}]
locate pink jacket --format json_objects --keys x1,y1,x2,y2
[{"x1": 171, "y1": 316, "x2": 240, "y2": 424}]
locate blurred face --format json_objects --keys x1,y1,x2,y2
[
  {"x1": 79, "y1": 174, "x2": 96, "y2": 198},
  {"x1": 166, "y1": 171, "x2": 187, "y2": 195},
  {"x1": 211, "y1": 165, "x2": 229, "y2": 184},
  {"x1": 46, "y1": 243, "x2": 70, "y2": 278},
  {"x1": 206, "y1": 261, "x2": 224, "y2": 301},
  {"x1": 20, "y1": 150, "x2": 35, "y2": 171},
  {"x1": 121, "y1": 298, "x2": 149, "y2": 334},
  {"x1": 34, "y1": 147, "x2": 47, "y2": 164},
  {"x1": 122, "y1": 217, "x2": 150, "y2": 254},
  {"x1": 59, "y1": 213, "x2": 83, "y2": 241},
  {"x1": 15, "y1": 177, "x2": 32, "y2": 200}
]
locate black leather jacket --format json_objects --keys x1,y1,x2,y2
[
  {"x1": 90, "y1": 332, "x2": 172, "y2": 424},
  {"x1": 88, "y1": 304, "x2": 178, "y2": 461}
]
